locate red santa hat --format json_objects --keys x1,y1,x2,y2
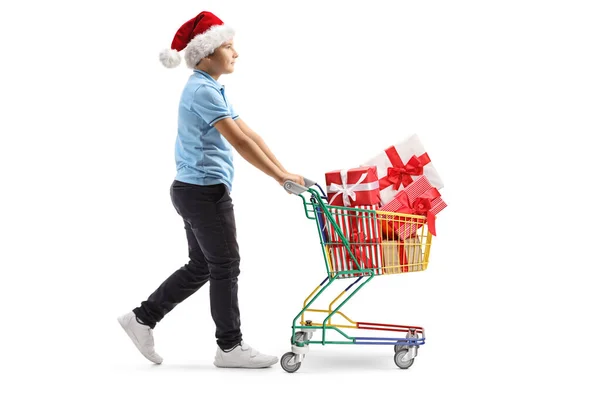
[{"x1": 159, "y1": 11, "x2": 235, "y2": 69}]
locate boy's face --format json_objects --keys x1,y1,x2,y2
[{"x1": 208, "y1": 40, "x2": 238, "y2": 74}]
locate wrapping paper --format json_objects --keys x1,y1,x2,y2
[
  {"x1": 361, "y1": 134, "x2": 444, "y2": 205},
  {"x1": 381, "y1": 236, "x2": 424, "y2": 274},
  {"x1": 380, "y1": 175, "x2": 447, "y2": 239},
  {"x1": 325, "y1": 166, "x2": 380, "y2": 207},
  {"x1": 325, "y1": 205, "x2": 384, "y2": 277}
]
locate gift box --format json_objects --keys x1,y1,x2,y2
[
  {"x1": 403, "y1": 236, "x2": 424, "y2": 272},
  {"x1": 325, "y1": 205, "x2": 384, "y2": 277},
  {"x1": 361, "y1": 134, "x2": 444, "y2": 205},
  {"x1": 325, "y1": 166, "x2": 380, "y2": 207},
  {"x1": 380, "y1": 175, "x2": 447, "y2": 239},
  {"x1": 381, "y1": 240, "x2": 404, "y2": 273},
  {"x1": 380, "y1": 216, "x2": 399, "y2": 241},
  {"x1": 381, "y1": 236, "x2": 424, "y2": 274}
]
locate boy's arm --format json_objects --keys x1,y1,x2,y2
[
  {"x1": 235, "y1": 118, "x2": 289, "y2": 174},
  {"x1": 214, "y1": 118, "x2": 293, "y2": 185}
]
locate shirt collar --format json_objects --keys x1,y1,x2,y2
[{"x1": 194, "y1": 69, "x2": 224, "y2": 90}]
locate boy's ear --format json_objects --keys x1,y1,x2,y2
[{"x1": 195, "y1": 57, "x2": 209, "y2": 68}]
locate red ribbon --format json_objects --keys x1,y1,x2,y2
[
  {"x1": 393, "y1": 187, "x2": 440, "y2": 236},
  {"x1": 347, "y1": 229, "x2": 375, "y2": 270},
  {"x1": 380, "y1": 147, "x2": 431, "y2": 191}
]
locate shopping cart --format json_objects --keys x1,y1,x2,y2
[{"x1": 280, "y1": 178, "x2": 433, "y2": 373}]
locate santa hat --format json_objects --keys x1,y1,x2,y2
[{"x1": 159, "y1": 11, "x2": 235, "y2": 69}]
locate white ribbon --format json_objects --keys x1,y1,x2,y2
[{"x1": 328, "y1": 170, "x2": 379, "y2": 207}]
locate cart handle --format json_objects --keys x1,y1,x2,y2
[{"x1": 283, "y1": 177, "x2": 316, "y2": 195}]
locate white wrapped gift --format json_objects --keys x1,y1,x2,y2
[{"x1": 361, "y1": 134, "x2": 444, "y2": 205}]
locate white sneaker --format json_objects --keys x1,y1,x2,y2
[
  {"x1": 213, "y1": 341, "x2": 278, "y2": 368},
  {"x1": 117, "y1": 311, "x2": 163, "y2": 365}
]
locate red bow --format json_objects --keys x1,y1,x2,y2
[
  {"x1": 393, "y1": 188, "x2": 440, "y2": 236},
  {"x1": 380, "y1": 148, "x2": 431, "y2": 191}
]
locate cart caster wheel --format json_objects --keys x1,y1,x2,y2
[
  {"x1": 281, "y1": 352, "x2": 302, "y2": 373},
  {"x1": 394, "y1": 344, "x2": 407, "y2": 353},
  {"x1": 292, "y1": 332, "x2": 309, "y2": 345},
  {"x1": 396, "y1": 331, "x2": 418, "y2": 353},
  {"x1": 394, "y1": 349, "x2": 415, "y2": 369}
]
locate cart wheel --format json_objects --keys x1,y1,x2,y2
[
  {"x1": 396, "y1": 331, "x2": 418, "y2": 353},
  {"x1": 394, "y1": 344, "x2": 407, "y2": 353},
  {"x1": 281, "y1": 352, "x2": 301, "y2": 373},
  {"x1": 394, "y1": 349, "x2": 415, "y2": 369},
  {"x1": 293, "y1": 332, "x2": 308, "y2": 345}
]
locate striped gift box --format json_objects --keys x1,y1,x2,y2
[
  {"x1": 380, "y1": 175, "x2": 447, "y2": 240},
  {"x1": 325, "y1": 205, "x2": 385, "y2": 277}
]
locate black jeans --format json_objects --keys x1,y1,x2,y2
[{"x1": 133, "y1": 180, "x2": 242, "y2": 350}]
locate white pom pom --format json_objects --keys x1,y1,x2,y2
[{"x1": 159, "y1": 49, "x2": 181, "y2": 68}]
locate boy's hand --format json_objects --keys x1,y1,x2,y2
[{"x1": 278, "y1": 173, "x2": 305, "y2": 192}]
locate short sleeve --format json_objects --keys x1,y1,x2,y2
[
  {"x1": 191, "y1": 85, "x2": 232, "y2": 126},
  {"x1": 224, "y1": 91, "x2": 239, "y2": 120},
  {"x1": 230, "y1": 102, "x2": 239, "y2": 120}
]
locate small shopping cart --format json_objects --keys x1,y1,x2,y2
[{"x1": 280, "y1": 179, "x2": 434, "y2": 373}]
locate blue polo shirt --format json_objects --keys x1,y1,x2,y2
[{"x1": 174, "y1": 69, "x2": 239, "y2": 193}]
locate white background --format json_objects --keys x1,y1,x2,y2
[{"x1": 1, "y1": 0, "x2": 599, "y2": 398}]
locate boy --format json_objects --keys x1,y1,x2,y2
[{"x1": 118, "y1": 11, "x2": 305, "y2": 369}]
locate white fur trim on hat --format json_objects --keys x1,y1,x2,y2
[
  {"x1": 159, "y1": 49, "x2": 182, "y2": 68},
  {"x1": 184, "y1": 24, "x2": 235, "y2": 69}
]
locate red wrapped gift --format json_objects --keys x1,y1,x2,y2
[
  {"x1": 380, "y1": 175, "x2": 447, "y2": 239},
  {"x1": 325, "y1": 166, "x2": 380, "y2": 207},
  {"x1": 325, "y1": 205, "x2": 384, "y2": 277}
]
